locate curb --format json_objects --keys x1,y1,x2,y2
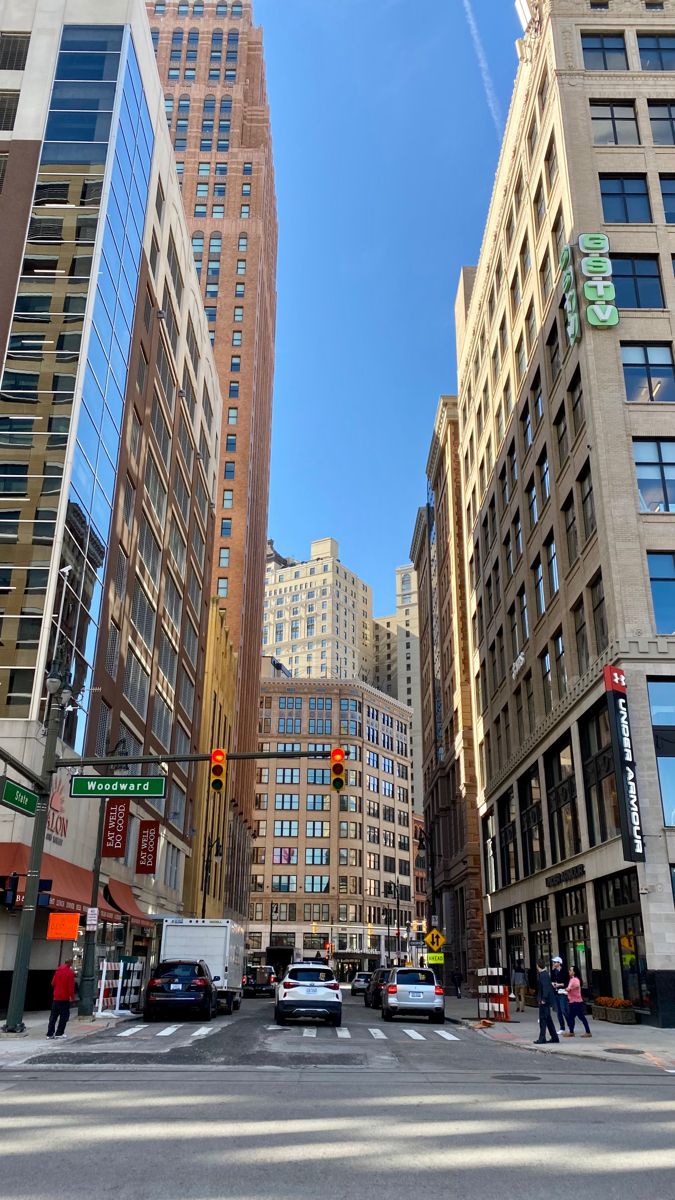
[{"x1": 457, "y1": 1016, "x2": 664, "y2": 1068}]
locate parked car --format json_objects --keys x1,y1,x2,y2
[
  {"x1": 242, "y1": 965, "x2": 277, "y2": 997},
  {"x1": 381, "y1": 967, "x2": 445, "y2": 1023},
  {"x1": 143, "y1": 959, "x2": 218, "y2": 1022},
  {"x1": 363, "y1": 968, "x2": 391, "y2": 1009},
  {"x1": 275, "y1": 962, "x2": 342, "y2": 1026},
  {"x1": 350, "y1": 971, "x2": 372, "y2": 996}
]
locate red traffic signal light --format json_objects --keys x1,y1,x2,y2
[
  {"x1": 330, "y1": 747, "x2": 346, "y2": 792},
  {"x1": 210, "y1": 748, "x2": 227, "y2": 792}
]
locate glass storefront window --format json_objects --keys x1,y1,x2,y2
[{"x1": 648, "y1": 679, "x2": 675, "y2": 826}]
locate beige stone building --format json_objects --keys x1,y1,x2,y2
[
  {"x1": 454, "y1": 0, "x2": 675, "y2": 1023},
  {"x1": 373, "y1": 566, "x2": 423, "y2": 813},
  {"x1": 251, "y1": 674, "x2": 414, "y2": 979},
  {"x1": 263, "y1": 538, "x2": 373, "y2": 682}
]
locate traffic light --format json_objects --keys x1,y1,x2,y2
[
  {"x1": 210, "y1": 748, "x2": 227, "y2": 792},
  {"x1": 0, "y1": 873, "x2": 19, "y2": 909},
  {"x1": 330, "y1": 747, "x2": 346, "y2": 791}
]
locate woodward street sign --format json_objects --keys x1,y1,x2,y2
[
  {"x1": 70, "y1": 776, "x2": 166, "y2": 798},
  {"x1": 0, "y1": 776, "x2": 39, "y2": 817}
]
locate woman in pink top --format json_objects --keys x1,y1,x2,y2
[{"x1": 564, "y1": 966, "x2": 592, "y2": 1037}]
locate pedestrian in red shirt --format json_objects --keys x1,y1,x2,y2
[{"x1": 47, "y1": 958, "x2": 76, "y2": 1040}]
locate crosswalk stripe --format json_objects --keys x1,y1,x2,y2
[
  {"x1": 190, "y1": 1026, "x2": 214, "y2": 1039},
  {"x1": 402, "y1": 1028, "x2": 426, "y2": 1041},
  {"x1": 436, "y1": 1029, "x2": 460, "y2": 1041},
  {"x1": 302, "y1": 1027, "x2": 317, "y2": 1038},
  {"x1": 368, "y1": 1028, "x2": 387, "y2": 1039},
  {"x1": 156, "y1": 1025, "x2": 179, "y2": 1037},
  {"x1": 336, "y1": 1027, "x2": 351, "y2": 1039},
  {"x1": 117, "y1": 1025, "x2": 147, "y2": 1037}
]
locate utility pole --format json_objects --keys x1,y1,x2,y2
[{"x1": 3, "y1": 669, "x2": 72, "y2": 1033}]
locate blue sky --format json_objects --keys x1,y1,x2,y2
[{"x1": 257, "y1": 0, "x2": 521, "y2": 613}]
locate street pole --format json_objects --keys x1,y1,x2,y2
[
  {"x1": 3, "y1": 676, "x2": 70, "y2": 1033},
  {"x1": 77, "y1": 795, "x2": 106, "y2": 1017},
  {"x1": 396, "y1": 882, "x2": 401, "y2": 964}
]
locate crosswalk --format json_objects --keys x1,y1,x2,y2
[{"x1": 110, "y1": 1021, "x2": 461, "y2": 1044}]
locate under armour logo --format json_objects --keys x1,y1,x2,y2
[{"x1": 612, "y1": 671, "x2": 626, "y2": 687}]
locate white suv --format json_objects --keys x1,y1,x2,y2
[{"x1": 274, "y1": 962, "x2": 343, "y2": 1026}]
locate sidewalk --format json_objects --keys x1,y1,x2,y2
[
  {"x1": 443, "y1": 994, "x2": 675, "y2": 1072},
  {"x1": 0, "y1": 1010, "x2": 131, "y2": 1067}
]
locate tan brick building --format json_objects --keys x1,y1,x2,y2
[
  {"x1": 373, "y1": 565, "x2": 424, "y2": 815},
  {"x1": 411, "y1": 398, "x2": 483, "y2": 992},
  {"x1": 148, "y1": 0, "x2": 278, "y2": 916},
  {"x1": 454, "y1": 0, "x2": 675, "y2": 1023},
  {"x1": 250, "y1": 673, "x2": 414, "y2": 980}
]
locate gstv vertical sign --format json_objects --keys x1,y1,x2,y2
[{"x1": 603, "y1": 666, "x2": 645, "y2": 863}]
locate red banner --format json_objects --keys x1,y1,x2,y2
[
  {"x1": 135, "y1": 819, "x2": 160, "y2": 875},
  {"x1": 101, "y1": 798, "x2": 130, "y2": 859}
]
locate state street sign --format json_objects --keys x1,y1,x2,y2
[
  {"x1": 0, "y1": 775, "x2": 38, "y2": 817},
  {"x1": 424, "y1": 927, "x2": 446, "y2": 952},
  {"x1": 70, "y1": 776, "x2": 166, "y2": 798}
]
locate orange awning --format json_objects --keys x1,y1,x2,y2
[
  {"x1": 105, "y1": 878, "x2": 155, "y2": 928},
  {"x1": 0, "y1": 842, "x2": 117, "y2": 922}
]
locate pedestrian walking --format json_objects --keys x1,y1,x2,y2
[
  {"x1": 451, "y1": 969, "x2": 463, "y2": 999},
  {"x1": 551, "y1": 956, "x2": 571, "y2": 1033},
  {"x1": 533, "y1": 959, "x2": 560, "y2": 1044},
  {"x1": 47, "y1": 957, "x2": 76, "y2": 1040},
  {"x1": 512, "y1": 961, "x2": 527, "y2": 1012},
  {"x1": 563, "y1": 966, "x2": 592, "y2": 1038}
]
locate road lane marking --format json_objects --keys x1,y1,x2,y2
[
  {"x1": 190, "y1": 1026, "x2": 214, "y2": 1039},
  {"x1": 435, "y1": 1030, "x2": 460, "y2": 1041},
  {"x1": 402, "y1": 1028, "x2": 426, "y2": 1040},
  {"x1": 117, "y1": 1025, "x2": 147, "y2": 1037},
  {"x1": 302, "y1": 1027, "x2": 317, "y2": 1038},
  {"x1": 156, "y1": 1025, "x2": 179, "y2": 1037},
  {"x1": 336, "y1": 1028, "x2": 351, "y2": 1039},
  {"x1": 368, "y1": 1028, "x2": 387, "y2": 1039}
]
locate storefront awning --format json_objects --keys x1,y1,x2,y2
[
  {"x1": 0, "y1": 842, "x2": 117, "y2": 923},
  {"x1": 105, "y1": 879, "x2": 155, "y2": 929}
]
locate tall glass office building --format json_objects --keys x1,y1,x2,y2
[{"x1": 0, "y1": 23, "x2": 153, "y2": 749}]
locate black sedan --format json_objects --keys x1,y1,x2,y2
[
  {"x1": 143, "y1": 960, "x2": 218, "y2": 1021},
  {"x1": 363, "y1": 968, "x2": 392, "y2": 1009}
]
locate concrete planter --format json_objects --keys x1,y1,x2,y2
[
  {"x1": 606, "y1": 1006, "x2": 637, "y2": 1024},
  {"x1": 591, "y1": 1004, "x2": 608, "y2": 1021}
]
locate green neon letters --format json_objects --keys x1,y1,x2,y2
[{"x1": 578, "y1": 233, "x2": 619, "y2": 329}]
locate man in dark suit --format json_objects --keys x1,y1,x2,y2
[{"x1": 534, "y1": 958, "x2": 560, "y2": 1044}]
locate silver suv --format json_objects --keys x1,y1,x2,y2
[
  {"x1": 381, "y1": 967, "x2": 445, "y2": 1023},
  {"x1": 275, "y1": 962, "x2": 343, "y2": 1026}
]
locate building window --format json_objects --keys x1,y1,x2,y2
[
  {"x1": 573, "y1": 598, "x2": 589, "y2": 674},
  {"x1": 638, "y1": 34, "x2": 675, "y2": 70},
  {"x1": 569, "y1": 369, "x2": 585, "y2": 435},
  {"x1": 649, "y1": 100, "x2": 675, "y2": 144},
  {"x1": 579, "y1": 462, "x2": 597, "y2": 541},
  {"x1": 600, "y1": 174, "x2": 652, "y2": 223},
  {"x1": 648, "y1": 680, "x2": 675, "y2": 825},
  {"x1": 540, "y1": 648, "x2": 553, "y2": 713},
  {"x1": 220, "y1": 518, "x2": 232, "y2": 538},
  {"x1": 660, "y1": 174, "x2": 675, "y2": 222},
  {"x1": 590, "y1": 101, "x2": 639, "y2": 145},
  {"x1": 582, "y1": 34, "x2": 628, "y2": 70},
  {"x1": 580, "y1": 701, "x2": 622, "y2": 845},
  {"x1": 633, "y1": 438, "x2": 675, "y2": 511},
  {"x1": 591, "y1": 573, "x2": 609, "y2": 652},
  {"x1": 519, "y1": 764, "x2": 545, "y2": 876},
  {"x1": 545, "y1": 535, "x2": 559, "y2": 596},
  {"x1": 554, "y1": 404, "x2": 569, "y2": 467},
  {"x1": 613, "y1": 255, "x2": 663, "y2": 308},
  {"x1": 533, "y1": 557, "x2": 546, "y2": 618},
  {"x1": 526, "y1": 477, "x2": 538, "y2": 529},
  {"x1": 545, "y1": 738, "x2": 580, "y2": 863},
  {"x1": 622, "y1": 342, "x2": 675, "y2": 403},
  {"x1": 648, "y1": 551, "x2": 675, "y2": 633},
  {"x1": 563, "y1": 492, "x2": 578, "y2": 565},
  {"x1": 0, "y1": 91, "x2": 19, "y2": 131}
]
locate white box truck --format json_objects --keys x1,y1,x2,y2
[{"x1": 160, "y1": 918, "x2": 245, "y2": 1014}]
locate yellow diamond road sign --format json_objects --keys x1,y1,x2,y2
[{"x1": 424, "y1": 927, "x2": 446, "y2": 952}]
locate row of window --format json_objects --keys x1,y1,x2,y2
[
  {"x1": 581, "y1": 31, "x2": 675, "y2": 72},
  {"x1": 154, "y1": 2, "x2": 240, "y2": 14}
]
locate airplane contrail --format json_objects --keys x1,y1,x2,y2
[{"x1": 460, "y1": 0, "x2": 503, "y2": 143}]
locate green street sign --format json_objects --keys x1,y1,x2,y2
[
  {"x1": 70, "y1": 776, "x2": 166, "y2": 798},
  {"x1": 0, "y1": 775, "x2": 38, "y2": 817}
]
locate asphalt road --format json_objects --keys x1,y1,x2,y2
[{"x1": 2, "y1": 992, "x2": 674, "y2": 1199}]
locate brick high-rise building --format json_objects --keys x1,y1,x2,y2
[
  {"x1": 149, "y1": 0, "x2": 278, "y2": 915},
  {"x1": 452, "y1": 0, "x2": 675, "y2": 1022}
]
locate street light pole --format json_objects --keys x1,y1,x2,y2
[
  {"x1": 3, "y1": 671, "x2": 72, "y2": 1033},
  {"x1": 201, "y1": 834, "x2": 223, "y2": 920}
]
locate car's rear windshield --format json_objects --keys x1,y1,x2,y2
[
  {"x1": 288, "y1": 968, "x2": 335, "y2": 983},
  {"x1": 356, "y1": 973, "x2": 371, "y2": 980},
  {"x1": 157, "y1": 962, "x2": 200, "y2": 978},
  {"x1": 396, "y1": 969, "x2": 435, "y2": 985}
]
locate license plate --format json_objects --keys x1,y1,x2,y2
[
  {"x1": 409, "y1": 991, "x2": 423, "y2": 999},
  {"x1": 306, "y1": 987, "x2": 318, "y2": 994},
  {"x1": 170, "y1": 983, "x2": 182, "y2": 990}
]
